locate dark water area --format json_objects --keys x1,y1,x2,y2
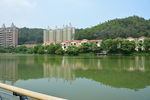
[{"x1": 0, "y1": 54, "x2": 150, "y2": 100}]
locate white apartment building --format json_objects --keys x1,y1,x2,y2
[
  {"x1": 43, "y1": 23, "x2": 75, "y2": 43},
  {"x1": 0, "y1": 23, "x2": 18, "y2": 47}
]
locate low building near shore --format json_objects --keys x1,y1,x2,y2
[
  {"x1": 43, "y1": 37, "x2": 150, "y2": 51},
  {"x1": 124, "y1": 36, "x2": 150, "y2": 51},
  {"x1": 43, "y1": 39, "x2": 102, "y2": 50}
]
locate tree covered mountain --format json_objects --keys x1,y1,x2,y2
[
  {"x1": 18, "y1": 16, "x2": 150, "y2": 45},
  {"x1": 18, "y1": 27, "x2": 43, "y2": 45},
  {"x1": 75, "y1": 16, "x2": 150, "y2": 40}
]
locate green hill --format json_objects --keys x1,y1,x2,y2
[
  {"x1": 18, "y1": 27, "x2": 43, "y2": 45},
  {"x1": 75, "y1": 16, "x2": 150, "y2": 40},
  {"x1": 18, "y1": 16, "x2": 150, "y2": 45}
]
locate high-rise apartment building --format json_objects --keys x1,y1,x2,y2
[
  {"x1": 0, "y1": 23, "x2": 18, "y2": 47},
  {"x1": 43, "y1": 23, "x2": 75, "y2": 42}
]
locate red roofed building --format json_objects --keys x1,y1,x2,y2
[{"x1": 43, "y1": 39, "x2": 103, "y2": 50}]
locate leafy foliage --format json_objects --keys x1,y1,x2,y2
[
  {"x1": 0, "y1": 46, "x2": 33, "y2": 54},
  {"x1": 18, "y1": 27, "x2": 43, "y2": 45},
  {"x1": 1, "y1": 38, "x2": 150, "y2": 55},
  {"x1": 78, "y1": 42, "x2": 92, "y2": 53},
  {"x1": 143, "y1": 39, "x2": 150, "y2": 51},
  {"x1": 75, "y1": 16, "x2": 150, "y2": 40},
  {"x1": 55, "y1": 48, "x2": 64, "y2": 55},
  {"x1": 101, "y1": 39, "x2": 122, "y2": 53},
  {"x1": 66, "y1": 46, "x2": 79, "y2": 56},
  {"x1": 45, "y1": 44, "x2": 62, "y2": 54},
  {"x1": 120, "y1": 40, "x2": 136, "y2": 54}
]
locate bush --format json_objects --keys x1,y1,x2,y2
[
  {"x1": 120, "y1": 40, "x2": 136, "y2": 54},
  {"x1": 143, "y1": 39, "x2": 150, "y2": 52},
  {"x1": 66, "y1": 46, "x2": 79, "y2": 56},
  {"x1": 55, "y1": 48, "x2": 64, "y2": 55}
]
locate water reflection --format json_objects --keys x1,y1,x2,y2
[
  {"x1": 0, "y1": 56, "x2": 18, "y2": 84},
  {"x1": 0, "y1": 55, "x2": 150, "y2": 90}
]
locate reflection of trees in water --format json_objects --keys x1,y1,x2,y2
[
  {"x1": 0, "y1": 55, "x2": 150, "y2": 89},
  {"x1": 126, "y1": 56, "x2": 145, "y2": 71},
  {"x1": 98, "y1": 56, "x2": 150, "y2": 72},
  {"x1": 75, "y1": 69, "x2": 150, "y2": 90},
  {"x1": 74, "y1": 56, "x2": 150, "y2": 90}
]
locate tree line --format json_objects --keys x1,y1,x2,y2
[
  {"x1": 0, "y1": 39, "x2": 150, "y2": 55},
  {"x1": 101, "y1": 38, "x2": 150, "y2": 54}
]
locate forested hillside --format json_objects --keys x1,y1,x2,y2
[
  {"x1": 75, "y1": 16, "x2": 150, "y2": 40},
  {"x1": 18, "y1": 16, "x2": 150, "y2": 45},
  {"x1": 18, "y1": 27, "x2": 43, "y2": 45}
]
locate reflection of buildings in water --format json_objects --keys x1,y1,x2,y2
[
  {"x1": 0, "y1": 58, "x2": 18, "y2": 84},
  {"x1": 97, "y1": 60, "x2": 102, "y2": 70},
  {"x1": 74, "y1": 61, "x2": 102, "y2": 70},
  {"x1": 43, "y1": 57, "x2": 103, "y2": 82},
  {"x1": 26, "y1": 58, "x2": 35, "y2": 65},
  {"x1": 126, "y1": 56, "x2": 145, "y2": 72},
  {"x1": 43, "y1": 64, "x2": 75, "y2": 82},
  {"x1": 62, "y1": 56, "x2": 102, "y2": 70}
]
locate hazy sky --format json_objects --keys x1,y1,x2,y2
[{"x1": 0, "y1": 0, "x2": 150, "y2": 28}]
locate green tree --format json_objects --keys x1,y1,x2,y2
[
  {"x1": 26, "y1": 48, "x2": 34, "y2": 54},
  {"x1": 101, "y1": 39, "x2": 122, "y2": 53},
  {"x1": 143, "y1": 39, "x2": 150, "y2": 51},
  {"x1": 66, "y1": 46, "x2": 79, "y2": 56},
  {"x1": 46, "y1": 44, "x2": 62, "y2": 54},
  {"x1": 0, "y1": 47, "x2": 6, "y2": 53},
  {"x1": 15, "y1": 46, "x2": 28, "y2": 53},
  {"x1": 120, "y1": 40, "x2": 136, "y2": 54},
  {"x1": 79, "y1": 42, "x2": 92, "y2": 53},
  {"x1": 37, "y1": 47, "x2": 44, "y2": 54},
  {"x1": 55, "y1": 48, "x2": 64, "y2": 55},
  {"x1": 33, "y1": 45, "x2": 44, "y2": 54}
]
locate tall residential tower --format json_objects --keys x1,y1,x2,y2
[
  {"x1": 43, "y1": 23, "x2": 75, "y2": 43},
  {"x1": 0, "y1": 23, "x2": 18, "y2": 47}
]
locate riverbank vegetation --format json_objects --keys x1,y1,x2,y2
[{"x1": 0, "y1": 38, "x2": 150, "y2": 56}]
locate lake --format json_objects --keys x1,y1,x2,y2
[{"x1": 0, "y1": 54, "x2": 150, "y2": 100}]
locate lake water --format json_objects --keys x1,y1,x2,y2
[{"x1": 0, "y1": 54, "x2": 150, "y2": 100}]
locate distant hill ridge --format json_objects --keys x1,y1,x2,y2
[
  {"x1": 75, "y1": 16, "x2": 150, "y2": 40},
  {"x1": 18, "y1": 16, "x2": 150, "y2": 44}
]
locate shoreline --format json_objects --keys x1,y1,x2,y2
[{"x1": 0, "y1": 52, "x2": 150, "y2": 56}]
